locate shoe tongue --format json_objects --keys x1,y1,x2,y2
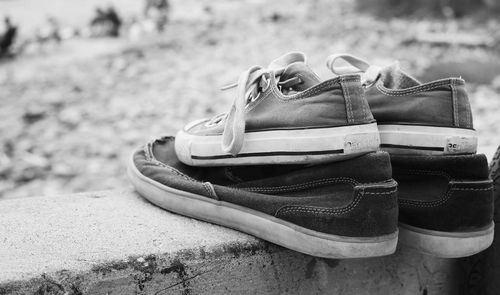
[
  {"x1": 379, "y1": 62, "x2": 421, "y2": 89},
  {"x1": 279, "y1": 62, "x2": 321, "y2": 91}
]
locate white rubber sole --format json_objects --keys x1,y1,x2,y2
[
  {"x1": 175, "y1": 123, "x2": 380, "y2": 166},
  {"x1": 398, "y1": 222, "x2": 494, "y2": 258},
  {"x1": 127, "y1": 157, "x2": 398, "y2": 259},
  {"x1": 378, "y1": 124, "x2": 477, "y2": 155}
]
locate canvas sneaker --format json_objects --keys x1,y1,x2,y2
[
  {"x1": 174, "y1": 52, "x2": 380, "y2": 166},
  {"x1": 326, "y1": 54, "x2": 477, "y2": 156},
  {"x1": 391, "y1": 153, "x2": 494, "y2": 258},
  {"x1": 128, "y1": 136, "x2": 399, "y2": 258}
]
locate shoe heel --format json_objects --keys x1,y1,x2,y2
[
  {"x1": 343, "y1": 130, "x2": 380, "y2": 154},
  {"x1": 399, "y1": 222, "x2": 494, "y2": 258},
  {"x1": 379, "y1": 124, "x2": 477, "y2": 155},
  {"x1": 398, "y1": 178, "x2": 494, "y2": 257}
]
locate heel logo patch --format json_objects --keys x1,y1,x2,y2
[
  {"x1": 445, "y1": 136, "x2": 477, "y2": 154},
  {"x1": 344, "y1": 133, "x2": 380, "y2": 153}
]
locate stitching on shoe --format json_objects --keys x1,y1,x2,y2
[
  {"x1": 144, "y1": 141, "x2": 198, "y2": 182},
  {"x1": 399, "y1": 185, "x2": 492, "y2": 208},
  {"x1": 397, "y1": 169, "x2": 450, "y2": 207},
  {"x1": 451, "y1": 79, "x2": 459, "y2": 127},
  {"x1": 233, "y1": 177, "x2": 359, "y2": 192},
  {"x1": 450, "y1": 187, "x2": 493, "y2": 191},
  {"x1": 397, "y1": 169, "x2": 452, "y2": 181},
  {"x1": 246, "y1": 76, "x2": 360, "y2": 124},
  {"x1": 464, "y1": 91, "x2": 473, "y2": 129},
  {"x1": 276, "y1": 191, "x2": 364, "y2": 215},
  {"x1": 361, "y1": 87, "x2": 370, "y2": 121},
  {"x1": 275, "y1": 188, "x2": 397, "y2": 216},
  {"x1": 147, "y1": 159, "x2": 197, "y2": 182},
  {"x1": 245, "y1": 87, "x2": 272, "y2": 113},
  {"x1": 363, "y1": 190, "x2": 398, "y2": 195},
  {"x1": 203, "y1": 182, "x2": 218, "y2": 200},
  {"x1": 233, "y1": 178, "x2": 391, "y2": 192},
  {"x1": 143, "y1": 142, "x2": 153, "y2": 161},
  {"x1": 398, "y1": 169, "x2": 491, "y2": 207},
  {"x1": 341, "y1": 77, "x2": 354, "y2": 124},
  {"x1": 399, "y1": 189, "x2": 452, "y2": 207},
  {"x1": 466, "y1": 105, "x2": 471, "y2": 129},
  {"x1": 290, "y1": 76, "x2": 358, "y2": 99},
  {"x1": 376, "y1": 80, "x2": 454, "y2": 96},
  {"x1": 268, "y1": 76, "x2": 360, "y2": 102}
]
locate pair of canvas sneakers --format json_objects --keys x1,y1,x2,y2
[{"x1": 128, "y1": 52, "x2": 494, "y2": 259}]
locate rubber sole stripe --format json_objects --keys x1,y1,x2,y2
[
  {"x1": 380, "y1": 144, "x2": 444, "y2": 152},
  {"x1": 191, "y1": 149, "x2": 345, "y2": 160}
]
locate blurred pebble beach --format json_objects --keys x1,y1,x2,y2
[{"x1": 0, "y1": 0, "x2": 499, "y2": 199}]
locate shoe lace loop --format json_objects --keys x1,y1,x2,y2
[
  {"x1": 217, "y1": 52, "x2": 306, "y2": 155},
  {"x1": 326, "y1": 53, "x2": 381, "y2": 88}
]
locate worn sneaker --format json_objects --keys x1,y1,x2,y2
[
  {"x1": 326, "y1": 54, "x2": 477, "y2": 155},
  {"x1": 391, "y1": 153, "x2": 494, "y2": 258},
  {"x1": 175, "y1": 52, "x2": 380, "y2": 166},
  {"x1": 128, "y1": 136, "x2": 399, "y2": 258}
]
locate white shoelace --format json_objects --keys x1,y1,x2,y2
[
  {"x1": 218, "y1": 52, "x2": 306, "y2": 155},
  {"x1": 326, "y1": 53, "x2": 381, "y2": 87}
]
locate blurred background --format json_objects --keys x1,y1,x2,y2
[{"x1": 0, "y1": 0, "x2": 499, "y2": 199}]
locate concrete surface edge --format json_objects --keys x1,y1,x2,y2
[
  {"x1": 0, "y1": 239, "x2": 271, "y2": 295},
  {"x1": 0, "y1": 189, "x2": 459, "y2": 294}
]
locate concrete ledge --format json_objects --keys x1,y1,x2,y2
[{"x1": 0, "y1": 190, "x2": 458, "y2": 294}]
